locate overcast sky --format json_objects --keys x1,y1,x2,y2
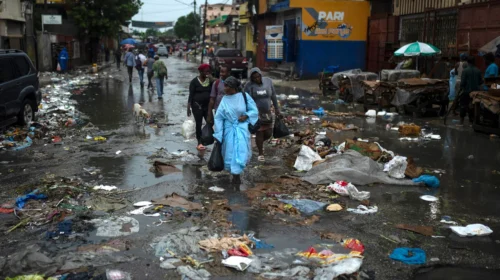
[{"x1": 131, "y1": 0, "x2": 230, "y2": 31}]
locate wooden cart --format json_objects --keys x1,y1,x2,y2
[{"x1": 471, "y1": 90, "x2": 500, "y2": 135}]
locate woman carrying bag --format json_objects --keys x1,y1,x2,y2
[{"x1": 212, "y1": 77, "x2": 259, "y2": 183}]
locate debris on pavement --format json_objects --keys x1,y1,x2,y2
[
  {"x1": 383, "y1": 156, "x2": 408, "y2": 179},
  {"x1": 399, "y1": 124, "x2": 421, "y2": 136},
  {"x1": 395, "y1": 224, "x2": 434, "y2": 236},
  {"x1": 347, "y1": 205, "x2": 378, "y2": 214},
  {"x1": 326, "y1": 204, "x2": 343, "y2": 212},
  {"x1": 327, "y1": 181, "x2": 371, "y2": 201},
  {"x1": 151, "y1": 193, "x2": 202, "y2": 210},
  {"x1": 105, "y1": 269, "x2": 131, "y2": 280},
  {"x1": 16, "y1": 190, "x2": 47, "y2": 209},
  {"x1": 209, "y1": 186, "x2": 225, "y2": 192},
  {"x1": 302, "y1": 150, "x2": 418, "y2": 186},
  {"x1": 177, "y1": 265, "x2": 211, "y2": 280},
  {"x1": 314, "y1": 257, "x2": 363, "y2": 279},
  {"x1": 221, "y1": 256, "x2": 253, "y2": 271},
  {"x1": 278, "y1": 198, "x2": 327, "y2": 214},
  {"x1": 152, "y1": 161, "x2": 181, "y2": 175},
  {"x1": 90, "y1": 216, "x2": 140, "y2": 237},
  {"x1": 390, "y1": 248, "x2": 426, "y2": 265},
  {"x1": 182, "y1": 120, "x2": 196, "y2": 139},
  {"x1": 420, "y1": 195, "x2": 439, "y2": 202},
  {"x1": 260, "y1": 266, "x2": 310, "y2": 279},
  {"x1": 294, "y1": 145, "x2": 322, "y2": 171},
  {"x1": 450, "y1": 224, "x2": 493, "y2": 237},
  {"x1": 413, "y1": 175, "x2": 440, "y2": 188},
  {"x1": 93, "y1": 185, "x2": 117, "y2": 191},
  {"x1": 198, "y1": 236, "x2": 251, "y2": 252}
]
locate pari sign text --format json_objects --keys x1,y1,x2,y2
[{"x1": 291, "y1": 0, "x2": 370, "y2": 41}]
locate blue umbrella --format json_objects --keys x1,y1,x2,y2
[{"x1": 120, "y1": 38, "x2": 136, "y2": 45}]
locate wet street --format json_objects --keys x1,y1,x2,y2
[{"x1": 1, "y1": 56, "x2": 500, "y2": 279}]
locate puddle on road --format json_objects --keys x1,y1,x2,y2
[{"x1": 414, "y1": 265, "x2": 500, "y2": 280}]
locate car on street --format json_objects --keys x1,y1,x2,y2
[
  {"x1": 209, "y1": 48, "x2": 248, "y2": 78},
  {"x1": 157, "y1": 45, "x2": 169, "y2": 57},
  {"x1": 0, "y1": 49, "x2": 41, "y2": 128}
]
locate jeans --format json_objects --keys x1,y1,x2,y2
[
  {"x1": 156, "y1": 76, "x2": 164, "y2": 97},
  {"x1": 147, "y1": 71, "x2": 154, "y2": 88},
  {"x1": 127, "y1": 66, "x2": 133, "y2": 82},
  {"x1": 138, "y1": 68, "x2": 145, "y2": 84},
  {"x1": 191, "y1": 103, "x2": 209, "y2": 145}
]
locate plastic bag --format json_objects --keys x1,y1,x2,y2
[
  {"x1": 294, "y1": 145, "x2": 322, "y2": 171},
  {"x1": 181, "y1": 119, "x2": 196, "y2": 139},
  {"x1": 383, "y1": 156, "x2": 408, "y2": 179},
  {"x1": 412, "y1": 175, "x2": 440, "y2": 188},
  {"x1": 208, "y1": 142, "x2": 224, "y2": 172},
  {"x1": 327, "y1": 181, "x2": 370, "y2": 201},
  {"x1": 222, "y1": 256, "x2": 253, "y2": 271},
  {"x1": 200, "y1": 124, "x2": 214, "y2": 146},
  {"x1": 273, "y1": 117, "x2": 290, "y2": 138},
  {"x1": 450, "y1": 224, "x2": 493, "y2": 237}
]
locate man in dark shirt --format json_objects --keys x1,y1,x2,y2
[
  {"x1": 459, "y1": 55, "x2": 483, "y2": 125},
  {"x1": 207, "y1": 64, "x2": 230, "y2": 123}
]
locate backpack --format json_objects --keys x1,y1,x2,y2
[
  {"x1": 158, "y1": 62, "x2": 168, "y2": 77},
  {"x1": 135, "y1": 55, "x2": 143, "y2": 70}
]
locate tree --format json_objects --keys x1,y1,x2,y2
[
  {"x1": 68, "y1": 0, "x2": 143, "y2": 62},
  {"x1": 174, "y1": 12, "x2": 201, "y2": 40},
  {"x1": 145, "y1": 28, "x2": 160, "y2": 38}
]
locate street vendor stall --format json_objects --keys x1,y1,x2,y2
[
  {"x1": 394, "y1": 78, "x2": 449, "y2": 117},
  {"x1": 331, "y1": 70, "x2": 378, "y2": 102},
  {"x1": 470, "y1": 79, "x2": 500, "y2": 134}
]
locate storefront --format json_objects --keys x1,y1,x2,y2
[{"x1": 264, "y1": 0, "x2": 370, "y2": 78}]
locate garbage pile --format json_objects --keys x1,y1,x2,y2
[{"x1": 0, "y1": 72, "x2": 102, "y2": 151}]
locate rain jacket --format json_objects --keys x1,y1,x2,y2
[
  {"x1": 58, "y1": 48, "x2": 69, "y2": 71},
  {"x1": 213, "y1": 92, "x2": 258, "y2": 175},
  {"x1": 244, "y1": 67, "x2": 279, "y2": 113}
]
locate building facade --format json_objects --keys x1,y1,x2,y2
[
  {"x1": 254, "y1": 0, "x2": 370, "y2": 78},
  {"x1": 0, "y1": 0, "x2": 26, "y2": 50},
  {"x1": 200, "y1": 3, "x2": 234, "y2": 42}
]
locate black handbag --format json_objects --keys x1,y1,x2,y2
[
  {"x1": 241, "y1": 92, "x2": 261, "y2": 134},
  {"x1": 207, "y1": 141, "x2": 224, "y2": 172}
]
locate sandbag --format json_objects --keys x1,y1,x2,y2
[
  {"x1": 201, "y1": 124, "x2": 214, "y2": 146},
  {"x1": 273, "y1": 117, "x2": 290, "y2": 138},
  {"x1": 208, "y1": 142, "x2": 224, "y2": 172}
]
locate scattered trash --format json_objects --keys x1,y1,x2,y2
[
  {"x1": 314, "y1": 258, "x2": 363, "y2": 279},
  {"x1": 413, "y1": 175, "x2": 440, "y2": 188},
  {"x1": 390, "y1": 248, "x2": 426, "y2": 265},
  {"x1": 115, "y1": 150, "x2": 122, "y2": 155},
  {"x1": 16, "y1": 190, "x2": 47, "y2": 209},
  {"x1": 365, "y1": 110, "x2": 376, "y2": 117},
  {"x1": 450, "y1": 224, "x2": 493, "y2": 237},
  {"x1": 343, "y1": 238, "x2": 365, "y2": 254},
  {"x1": 209, "y1": 186, "x2": 224, "y2": 192},
  {"x1": 294, "y1": 145, "x2": 322, "y2": 171},
  {"x1": 151, "y1": 193, "x2": 202, "y2": 210},
  {"x1": 422, "y1": 134, "x2": 441, "y2": 140},
  {"x1": 250, "y1": 236, "x2": 274, "y2": 249},
  {"x1": 278, "y1": 198, "x2": 327, "y2": 214},
  {"x1": 395, "y1": 224, "x2": 434, "y2": 236},
  {"x1": 302, "y1": 150, "x2": 418, "y2": 186},
  {"x1": 90, "y1": 216, "x2": 140, "y2": 237},
  {"x1": 222, "y1": 256, "x2": 253, "y2": 271},
  {"x1": 312, "y1": 107, "x2": 325, "y2": 116},
  {"x1": 177, "y1": 265, "x2": 211, "y2": 280},
  {"x1": 420, "y1": 195, "x2": 439, "y2": 202},
  {"x1": 288, "y1": 95, "x2": 299, "y2": 100},
  {"x1": 199, "y1": 236, "x2": 251, "y2": 252},
  {"x1": 440, "y1": 216, "x2": 458, "y2": 225},
  {"x1": 326, "y1": 204, "x2": 343, "y2": 212},
  {"x1": 94, "y1": 136, "x2": 106, "y2": 142},
  {"x1": 399, "y1": 124, "x2": 421, "y2": 136},
  {"x1": 160, "y1": 258, "x2": 181, "y2": 270},
  {"x1": 333, "y1": 99, "x2": 346, "y2": 105},
  {"x1": 260, "y1": 266, "x2": 310, "y2": 279},
  {"x1": 467, "y1": 155, "x2": 474, "y2": 160},
  {"x1": 133, "y1": 201, "x2": 152, "y2": 207},
  {"x1": 347, "y1": 205, "x2": 378, "y2": 214},
  {"x1": 93, "y1": 185, "x2": 117, "y2": 191},
  {"x1": 105, "y1": 269, "x2": 131, "y2": 280},
  {"x1": 383, "y1": 156, "x2": 408, "y2": 179},
  {"x1": 327, "y1": 181, "x2": 371, "y2": 201},
  {"x1": 430, "y1": 257, "x2": 440, "y2": 262},
  {"x1": 182, "y1": 119, "x2": 196, "y2": 139},
  {"x1": 153, "y1": 161, "x2": 181, "y2": 175}
]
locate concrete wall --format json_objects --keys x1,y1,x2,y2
[
  {"x1": 0, "y1": 0, "x2": 25, "y2": 22},
  {"x1": 36, "y1": 31, "x2": 53, "y2": 71}
]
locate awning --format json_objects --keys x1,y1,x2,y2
[{"x1": 208, "y1": 15, "x2": 228, "y2": 27}]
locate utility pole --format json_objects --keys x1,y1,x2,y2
[
  {"x1": 201, "y1": 0, "x2": 208, "y2": 63},
  {"x1": 193, "y1": 0, "x2": 197, "y2": 59}
]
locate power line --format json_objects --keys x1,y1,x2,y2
[
  {"x1": 140, "y1": 7, "x2": 191, "y2": 15},
  {"x1": 173, "y1": 0, "x2": 193, "y2": 7}
]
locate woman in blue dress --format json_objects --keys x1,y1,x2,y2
[{"x1": 213, "y1": 76, "x2": 259, "y2": 182}]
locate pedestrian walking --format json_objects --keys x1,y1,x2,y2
[
  {"x1": 114, "y1": 48, "x2": 122, "y2": 70},
  {"x1": 243, "y1": 67, "x2": 281, "y2": 162},
  {"x1": 144, "y1": 54, "x2": 156, "y2": 90},
  {"x1": 459, "y1": 55, "x2": 483, "y2": 125},
  {"x1": 124, "y1": 49, "x2": 135, "y2": 83},
  {"x1": 188, "y1": 64, "x2": 213, "y2": 151},
  {"x1": 207, "y1": 64, "x2": 230, "y2": 123},
  {"x1": 135, "y1": 50, "x2": 147, "y2": 87},
  {"x1": 213, "y1": 76, "x2": 259, "y2": 182},
  {"x1": 152, "y1": 55, "x2": 168, "y2": 99}
]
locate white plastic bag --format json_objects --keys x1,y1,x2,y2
[
  {"x1": 450, "y1": 224, "x2": 493, "y2": 237},
  {"x1": 181, "y1": 119, "x2": 196, "y2": 139},
  {"x1": 383, "y1": 156, "x2": 408, "y2": 179},
  {"x1": 365, "y1": 109, "x2": 377, "y2": 117},
  {"x1": 222, "y1": 256, "x2": 253, "y2": 271},
  {"x1": 347, "y1": 205, "x2": 378, "y2": 214},
  {"x1": 327, "y1": 181, "x2": 370, "y2": 201},
  {"x1": 294, "y1": 145, "x2": 322, "y2": 171}
]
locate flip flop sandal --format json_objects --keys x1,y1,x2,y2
[
  {"x1": 197, "y1": 145, "x2": 206, "y2": 151},
  {"x1": 258, "y1": 155, "x2": 265, "y2": 162}
]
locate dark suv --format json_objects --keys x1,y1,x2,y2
[{"x1": 0, "y1": 50, "x2": 41, "y2": 127}]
